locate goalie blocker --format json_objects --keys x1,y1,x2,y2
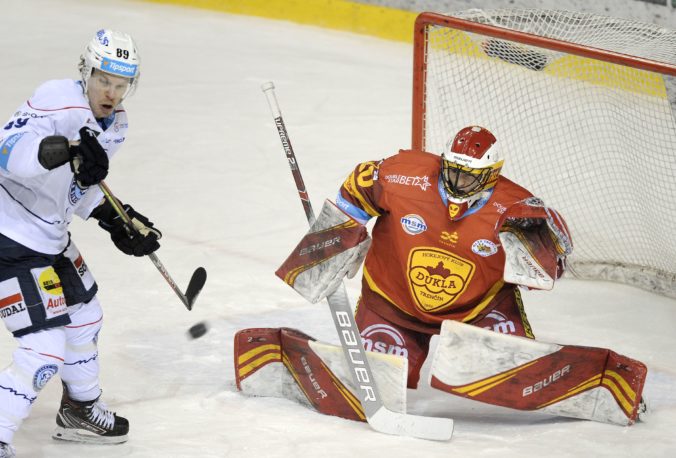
[{"x1": 276, "y1": 200, "x2": 370, "y2": 304}]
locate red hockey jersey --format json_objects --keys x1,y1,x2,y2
[{"x1": 339, "y1": 149, "x2": 538, "y2": 329}]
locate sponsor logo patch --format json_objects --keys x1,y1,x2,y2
[
  {"x1": 360, "y1": 324, "x2": 408, "y2": 357},
  {"x1": 0, "y1": 278, "x2": 32, "y2": 332},
  {"x1": 101, "y1": 57, "x2": 137, "y2": 77},
  {"x1": 440, "y1": 231, "x2": 459, "y2": 246},
  {"x1": 482, "y1": 311, "x2": 516, "y2": 334},
  {"x1": 35, "y1": 267, "x2": 67, "y2": 317},
  {"x1": 0, "y1": 132, "x2": 26, "y2": 170},
  {"x1": 38, "y1": 268, "x2": 63, "y2": 296},
  {"x1": 0, "y1": 292, "x2": 26, "y2": 319},
  {"x1": 401, "y1": 214, "x2": 427, "y2": 235},
  {"x1": 384, "y1": 174, "x2": 431, "y2": 191},
  {"x1": 471, "y1": 239, "x2": 498, "y2": 257},
  {"x1": 33, "y1": 364, "x2": 59, "y2": 391}
]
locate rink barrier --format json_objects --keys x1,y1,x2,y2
[{"x1": 141, "y1": 0, "x2": 417, "y2": 42}]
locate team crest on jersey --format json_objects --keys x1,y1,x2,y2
[
  {"x1": 471, "y1": 239, "x2": 498, "y2": 257},
  {"x1": 407, "y1": 247, "x2": 475, "y2": 312},
  {"x1": 69, "y1": 177, "x2": 88, "y2": 204},
  {"x1": 401, "y1": 214, "x2": 427, "y2": 235}
]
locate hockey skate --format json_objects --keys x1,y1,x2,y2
[
  {"x1": 52, "y1": 385, "x2": 128, "y2": 444},
  {"x1": 0, "y1": 442, "x2": 16, "y2": 458}
]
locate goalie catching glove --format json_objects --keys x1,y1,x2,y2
[
  {"x1": 497, "y1": 197, "x2": 572, "y2": 290},
  {"x1": 90, "y1": 199, "x2": 162, "y2": 257},
  {"x1": 276, "y1": 200, "x2": 371, "y2": 303}
]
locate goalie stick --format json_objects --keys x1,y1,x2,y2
[
  {"x1": 98, "y1": 180, "x2": 207, "y2": 311},
  {"x1": 261, "y1": 81, "x2": 454, "y2": 441}
]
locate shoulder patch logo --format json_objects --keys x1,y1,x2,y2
[
  {"x1": 471, "y1": 239, "x2": 498, "y2": 257},
  {"x1": 401, "y1": 214, "x2": 427, "y2": 235}
]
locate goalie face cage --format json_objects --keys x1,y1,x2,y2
[{"x1": 412, "y1": 9, "x2": 676, "y2": 298}]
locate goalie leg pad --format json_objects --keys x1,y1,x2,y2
[
  {"x1": 234, "y1": 327, "x2": 407, "y2": 421},
  {"x1": 429, "y1": 320, "x2": 646, "y2": 425}
]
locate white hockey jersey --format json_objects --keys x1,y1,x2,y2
[{"x1": 0, "y1": 79, "x2": 128, "y2": 254}]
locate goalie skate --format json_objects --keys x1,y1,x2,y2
[{"x1": 52, "y1": 392, "x2": 129, "y2": 444}]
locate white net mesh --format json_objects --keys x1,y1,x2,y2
[{"x1": 417, "y1": 9, "x2": 676, "y2": 297}]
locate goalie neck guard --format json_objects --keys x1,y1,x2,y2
[{"x1": 440, "y1": 126, "x2": 504, "y2": 221}]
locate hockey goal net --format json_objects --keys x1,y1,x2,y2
[{"x1": 412, "y1": 9, "x2": 676, "y2": 298}]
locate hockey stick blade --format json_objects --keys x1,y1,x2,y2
[
  {"x1": 185, "y1": 267, "x2": 207, "y2": 310},
  {"x1": 369, "y1": 407, "x2": 454, "y2": 441}
]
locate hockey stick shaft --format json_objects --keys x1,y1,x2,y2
[
  {"x1": 262, "y1": 82, "x2": 453, "y2": 441},
  {"x1": 97, "y1": 181, "x2": 206, "y2": 311}
]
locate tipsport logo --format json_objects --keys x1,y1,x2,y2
[{"x1": 101, "y1": 57, "x2": 137, "y2": 77}]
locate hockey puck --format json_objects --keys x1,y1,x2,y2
[{"x1": 187, "y1": 321, "x2": 208, "y2": 339}]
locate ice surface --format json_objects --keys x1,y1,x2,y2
[{"x1": 1, "y1": 1, "x2": 674, "y2": 456}]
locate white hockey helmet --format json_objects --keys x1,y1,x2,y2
[
  {"x1": 79, "y1": 29, "x2": 140, "y2": 99},
  {"x1": 441, "y1": 125, "x2": 504, "y2": 199},
  {"x1": 440, "y1": 126, "x2": 504, "y2": 220}
]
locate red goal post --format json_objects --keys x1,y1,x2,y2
[{"x1": 411, "y1": 9, "x2": 676, "y2": 297}]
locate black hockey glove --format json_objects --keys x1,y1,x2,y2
[
  {"x1": 91, "y1": 200, "x2": 162, "y2": 257},
  {"x1": 70, "y1": 127, "x2": 109, "y2": 187}
]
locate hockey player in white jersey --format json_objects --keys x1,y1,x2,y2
[{"x1": 0, "y1": 30, "x2": 161, "y2": 456}]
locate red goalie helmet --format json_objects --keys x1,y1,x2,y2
[{"x1": 441, "y1": 126, "x2": 504, "y2": 200}]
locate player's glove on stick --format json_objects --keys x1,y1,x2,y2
[
  {"x1": 38, "y1": 126, "x2": 108, "y2": 187},
  {"x1": 91, "y1": 200, "x2": 162, "y2": 257},
  {"x1": 70, "y1": 126, "x2": 109, "y2": 186},
  {"x1": 276, "y1": 199, "x2": 371, "y2": 303}
]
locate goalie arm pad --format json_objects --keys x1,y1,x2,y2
[
  {"x1": 496, "y1": 198, "x2": 573, "y2": 290},
  {"x1": 276, "y1": 199, "x2": 371, "y2": 303}
]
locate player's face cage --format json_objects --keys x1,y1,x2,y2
[{"x1": 440, "y1": 157, "x2": 503, "y2": 199}]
